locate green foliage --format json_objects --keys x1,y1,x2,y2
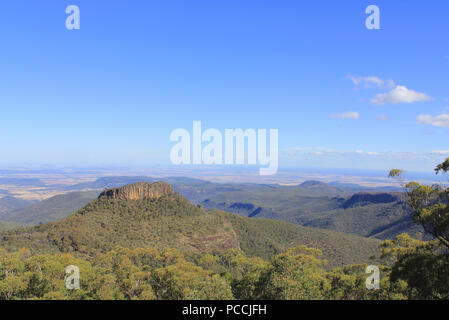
[
  {"x1": 390, "y1": 250, "x2": 449, "y2": 299},
  {"x1": 223, "y1": 211, "x2": 380, "y2": 267},
  {"x1": 381, "y1": 159, "x2": 449, "y2": 299},
  {"x1": 257, "y1": 246, "x2": 330, "y2": 300},
  {"x1": 0, "y1": 245, "x2": 408, "y2": 300},
  {"x1": 388, "y1": 169, "x2": 404, "y2": 178},
  {"x1": 0, "y1": 221, "x2": 20, "y2": 232},
  {"x1": 434, "y1": 157, "x2": 449, "y2": 174},
  {"x1": 404, "y1": 182, "x2": 449, "y2": 248},
  {"x1": 326, "y1": 264, "x2": 407, "y2": 300},
  {"x1": 0, "y1": 246, "x2": 236, "y2": 300},
  {"x1": 0, "y1": 193, "x2": 380, "y2": 268}
]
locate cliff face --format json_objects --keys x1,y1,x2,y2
[{"x1": 98, "y1": 181, "x2": 174, "y2": 201}]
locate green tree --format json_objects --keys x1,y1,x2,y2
[
  {"x1": 387, "y1": 158, "x2": 449, "y2": 299},
  {"x1": 257, "y1": 246, "x2": 329, "y2": 300}
]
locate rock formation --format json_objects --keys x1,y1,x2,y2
[{"x1": 98, "y1": 181, "x2": 174, "y2": 201}]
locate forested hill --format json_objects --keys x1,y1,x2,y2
[
  {"x1": 0, "y1": 191, "x2": 99, "y2": 225},
  {"x1": 0, "y1": 182, "x2": 380, "y2": 267}
]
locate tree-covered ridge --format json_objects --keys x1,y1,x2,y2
[
  {"x1": 0, "y1": 239, "x2": 435, "y2": 300},
  {"x1": 0, "y1": 193, "x2": 239, "y2": 258},
  {"x1": 199, "y1": 184, "x2": 422, "y2": 240},
  {"x1": 0, "y1": 186, "x2": 380, "y2": 267},
  {"x1": 0, "y1": 245, "x2": 404, "y2": 300},
  {"x1": 0, "y1": 177, "x2": 421, "y2": 240},
  {"x1": 221, "y1": 211, "x2": 379, "y2": 266},
  {"x1": 0, "y1": 191, "x2": 99, "y2": 226}
]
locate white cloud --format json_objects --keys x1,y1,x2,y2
[
  {"x1": 371, "y1": 85, "x2": 432, "y2": 105},
  {"x1": 348, "y1": 75, "x2": 395, "y2": 89},
  {"x1": 329, "y1": 111, "x2": 360, "y2": 120},
  {"x1": 417, "y1": 114, "x2": 449, "y2": 128},
  {"x1": 348, "y1": 75, "x2": 432, "y2": 105}
]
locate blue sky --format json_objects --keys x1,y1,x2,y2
[{"x1": 0, "y1": 0, "x2": 448, "y2": 172}]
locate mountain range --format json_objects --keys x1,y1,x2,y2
[
  {"x1": 0, "y1": 181, "x2": 381, "y2": 268},
  {"x1": 0, "y1": 177, "x2": 423, "y2": 240}
]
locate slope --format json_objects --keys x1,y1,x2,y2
[
  {"x1": 0, "y1": 182, "x2": 380, "y2": 267},
  {"x1": 0, "y1": 191, "x2": 99, "y2": 225}
]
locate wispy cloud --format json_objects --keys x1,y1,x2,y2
[
  {"x1": 348, "y1": 75, "x2": 395, "y2": 89},
  {"x1": 329, "y1": 111, "x2": 360, "y2": 120},
  {"x1": 432, "y1": 150, "x2": 449, "y2": 155},
  {"x1": 281, "y1": 148, "x2": 445, "y2": 161},
  {"x1": 281, "y1": 148, "x2": 449, "y2": 169},
  {"x1": 417, "y1": 114, "x2": 449, "y2": 128},
  {"x1": 371, "y1": 85, "x2": 432, "y2": 105},
  {"x1": 355, "y1": 150, "x2": 379, "y2": 156}
]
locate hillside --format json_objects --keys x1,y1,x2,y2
[
  {"x1": 0, "y1": 196, "x2": 34, "y2": 215},
  {"x1": 0, "y1": 178, "x2": 421, "y2": 241},
  {"x1": 0, "y1": 191, "x2": 99, "y2": 225},
  {"x1": 222, "y1": 211, "x2": 380, "y2": 266},
  {"x1": 0, "y1": 220, "x2": 20, "y2": 231},
  {"x1": 0, "y1": 182, "x2": 380, "y2": 267},
  {"x1": 200, "y1": 183, "x2": 422, "y2": 239},
  {"x1": 303, "y1": 202, "x2": 422, "y2": 238},
  {"x1": 341, "y1": 192, "x2": 402, "y2": 209}
]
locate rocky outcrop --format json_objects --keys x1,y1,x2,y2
[{"x1": 98, "y1": 181, "x2": 174, "y2": 201}]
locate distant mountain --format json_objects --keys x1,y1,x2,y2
[
  {"x1": 64, "y1": 176, "x2": 245, "y2": 203},
  {"x1": 64, "y1": 176, "x2": 353, "y2": 201},
  {"x1": 0, "y1": 196, "x2": 35, "y2": 215},
  {"x1": 0, "y1": 191, "x2": 99, "y2": 225},
  {"x1": 328, "y1": 181, "x2": 401, "y2": 192},
  {"x1": 200, "y1": 183, "x2": 423, "y2": 240},
  {"x1": 299, "y1": 180, "x2": 328, "y2": 188},
  {"x1": 6, "y1": 177, "x2": 422, "y2": 241},
  {"x1": 303, "y1": 201, "x2": 421, "y2": 239},
  {"x1": 0, "y1": 182, "x2": 380, "y2": 267},
  {"x1": 63, "y1": 176, "x2": 157, "y2": 190},
  {"x1": 0, "y1": 196, "x2": 34, "y2": 231},
  {"x1": 297, "y1": 180, "x2": 352, "y2": 197},
  {"x1": 341, "y1": 192, "x2": 402, "y2": 209}
]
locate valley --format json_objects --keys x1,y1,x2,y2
[
  {"x1": 0, "y1": 175, "x2": 422, "y2": 240},
  {"x1": 0, "y1": 181, "x2": 380, "y2": 267}
]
